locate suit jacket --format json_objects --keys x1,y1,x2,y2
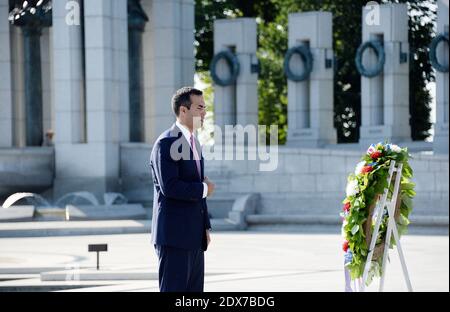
[{"x1": 150, "y1": 123, "x2": 212, "y2": 251}]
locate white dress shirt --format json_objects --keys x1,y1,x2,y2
[{"x1": 175, "y1": 120, "x2": 208, "y2": 199}]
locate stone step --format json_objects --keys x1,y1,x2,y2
[
  {"x1": 143, "y1": 197, "x2": 235, "y2": 219},
  {"x1": 1, "y1": 213, "x2": 445, "y2": 238},
  {"x1": 207, "y1": 198, "x2": 235, "y2": 219},
  {"x1": 210, "y1": 218, "x2": 239, "y2": 231},
  {"x1": 0, "y1": 206, "x2": 35, "y2": 222},
  {"x1": 247, "y1": 214, "x2": 340, "y2": 225},
  {"x1": 246, "y1": 214, "x2": 449, "y2": 227},
  {"x1": 40, "y1": 269, "x2": 231, "y2": 281},
  {"x1": 0, "y1": 267, "x2": 85, "y2": 275},
  {"x1": 66, "y1": 204, "x2": 148, "y2": 221},
  {"x1": 34, "y1": 207, "x2": 66, "y2": 221},
  {"x1": 0, "y1": 218, "x2": 238, "y2": 238},
  {"x1": 41, "y1": 269, "x2": 159, "y2": 281},
  {"x1": 0, "y1": 220, "x2": 152, "y2": 238},
  {"x1": 257, "y1": 198, "x2": 449, "y2": 216}
]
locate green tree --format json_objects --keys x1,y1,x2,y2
[{"x1": 195, "y1": 0, "x2": 435, "y2": 144}]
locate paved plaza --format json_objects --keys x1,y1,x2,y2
[{"x1": 0, "y1": 230, "x2": 447, "y2": 292}]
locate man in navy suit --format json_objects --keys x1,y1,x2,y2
[{"x1": 150, "y1": 87, "x2": 215, "y2": 292}]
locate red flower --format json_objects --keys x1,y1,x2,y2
[
  {"x1": 370, "y1": 151, "x2": 382, "y2": 160},
  {"x1": 343, "y1": 241, "x2": 349, "y2": 252},
  {"x1": 361, "y1": 166, "x2": 373, "y2": 174},
  {"x1": 343, "y1": 202, "x2": 351, "y2": 213}
]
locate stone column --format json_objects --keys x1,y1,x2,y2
[
  {"x1": 213, "y1": 18, "x2": 258, "y2": 132},
  {"x1": 52, "y1": 0, "x2": 85, "y2": 196},
  {"x1": 114, "y1": 0, "x2": 131, "y2": 145},
  {"x1": 128, "y1": 0, "x2": 148, "y2": 142},
  {"x1": 433, "y1": 0, "x2": 449, "y2": 154},
  {"x1": 23, "y1": 26, "x2": 44, "y2": 146},
  {"x1": 9, "y1": 0, "x2": 52, "y2": 147},
  {"x1": 41, "y1": 27, "x2": 53, "y2": 139},
  {"x1": 359, "y1": 3, "x2": 410, "y2": 147},
  {"x1": 142, "y1": 0, "x2": 194, "y2": 144},
  {"x1": 10, "y1": 26, "x2": 26, "y2": 148},
  {"x1": 286, "y1": 12, "x2": 336, "y2": 147},
  {"x1": 86, "y1": 0, "x2": 129, "y2": 190},
  {"x1": 180, "y1": 0, "x2": 195, "y2": 95},
  {"x1": 0, "y1": 0, "x2": 13, "y2": 147},
  {"x1": 54, "y1": 0, "x2": 129, "y2": 198}
]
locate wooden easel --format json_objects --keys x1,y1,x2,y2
[{"x1": 360, "y1": 160, "x2": 413, "y2": 292}]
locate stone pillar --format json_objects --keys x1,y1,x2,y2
[
  {"x1": 433, "y1": 0, "x2": 449, "y2": 154},
  {"x1": 180, "y1": 0, "x2": 195, "y2": 96},
  {"x1": 0, "y1": 0, "x2": 13, "y2": 147},
  {"x1": 85, "y1": 0, "x2": 129, "y2": 188},
  {"x1": 359, "y1": 3, "x2": 410, "y2": 147},
  {"x1": 128, "y1": 0, "x2": 148, "y2": 142},
  {"x1": 52, "y1": 0, "x2": 85, "y2": 196},
  {"x1": 213, "y1": 18, "x2": 258, "y2": 133},
  {"x1": 41, "y1": 27, "x2": 53, "y2": 139},
  {"x1": 286, "y1": 12, "x2": 336, "y2": 147},
  {"x1": 142, "y1": 0, "x2": 194, "y2": 144},
  {"x1": 10, "y1": 26, "x2": 26, "y2": 148},
  {"x1": 9, "y1": 0, "x2": 52, "y2": 147},
  {"x1": 54, "y1": 0, "x2": 129, "y2": 198},
  {"x1": 23, "y1": 26, "x2": 44, "y2": 146},
  {"x1": 115, "y1": 0, "x2": 131, "y2": 145}
]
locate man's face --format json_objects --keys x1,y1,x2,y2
[{"x1": 184, "y1": 94, "x2": 206, "y2": 131}]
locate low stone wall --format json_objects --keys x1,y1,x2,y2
[
  {"x1": 1, "y1": 145, "x2": 446, "y2": 221},
  {"x1": 0, "y1": 147, "x2": 54, "y2": 199},
  {"x1": 120, "y1": 143, "x2": 153, "y2": 205},
  {"x1": 120, "y1": 144, "x2": 449, "y2": 219}
]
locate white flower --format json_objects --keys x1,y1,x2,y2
[
  {"x1": 354, "y1": 161, "x2": 366, "y2": 175},
  {"x1": 346, "y1": 179, "x2": 359, "y2": 197},
  {"x1": 385, "y1": 143, "x2": 402, "y2": 153},
  {"x1": 390, "y1": 144, "x2": 402, "y2": 153}
]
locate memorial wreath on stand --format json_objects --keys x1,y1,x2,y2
[{"x1": 341, "y1": 143, "x2": 416, "y2": 289}]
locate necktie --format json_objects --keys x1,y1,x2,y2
[{"x1": 190, "y1": 135, "x2": 201, "y2": 178}]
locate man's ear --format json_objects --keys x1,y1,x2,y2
[{"x1": 181, "y1": 106, "x2": 190, "y2": 115}]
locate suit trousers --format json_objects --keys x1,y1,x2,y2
[{"x1": 154, "y1": 244, "x2": 205, "y2": 292}]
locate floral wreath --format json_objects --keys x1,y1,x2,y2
[{"x1": 341, "y1": 142, "x2": 416, "y2": 286}]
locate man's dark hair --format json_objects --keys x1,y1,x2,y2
[{"x1": 172, "y1": 87, "x2": 203, "y2": 116}]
